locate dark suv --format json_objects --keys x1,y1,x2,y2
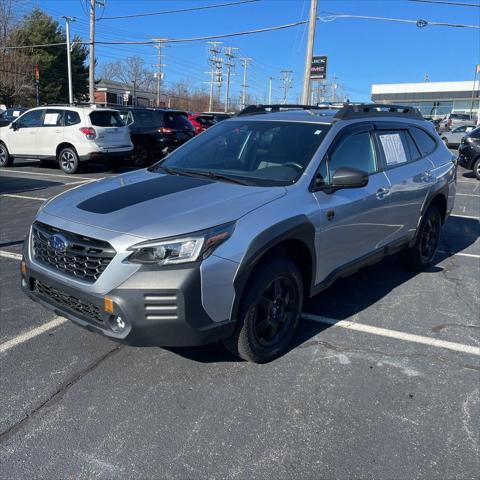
[
  {"x1": 458, "y1": 126, "x2": 480, "y2": 179},
  {"x1": 117, "y1": 108, "x2": 195, "y2": 166}
]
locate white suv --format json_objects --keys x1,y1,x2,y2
[{"x1": 0, "y1": 105, "x2": 133, "y2": 174}]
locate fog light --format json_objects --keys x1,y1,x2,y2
[
  {"x1": 109, "y1": 315, "x2": 126, "y2": 333},
  {"x1": 20, "y1": 260, "x2": 26, "y2": 277}
]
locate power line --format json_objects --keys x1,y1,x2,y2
[
  {"x1": 408, "y1": 0, "x2": 480, "y2": 7},
  {"x1": 98, "y1": 0, "x2": 260, "y2": 21}
]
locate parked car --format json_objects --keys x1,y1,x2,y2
[
  {"x1": 439, "y1": 113, "x2": 476, "y2": 132},
  {"x1": 203, "y1": 112, "x2": 233, "y2": 123},
  {"x1": 117, "y1": 108, "x2": 195, "y2": 166},
  {"x1": 458, "y1": 126, "x2": 480, "y2": 179},
  {"x1": 0, "y1": 105, "x2": 133, "y2": 173},
  {"x1": 20, "y1": 103, "x2": 456, "y2": 362},
  {"x1": 440, "y1": 125, "x2": 476, "y2": 147},
  {"x1": 188, "y1": 113, "x2": 215, "y2": 134},
  {"x1": 0, "y1": 107, "x2": 29, "y2": 127}
]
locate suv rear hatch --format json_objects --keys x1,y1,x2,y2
[
  {"x1": 162, "y1": 111, "x2": 195, "y2": 143},
  {"x1": 89, "y1": 110, "x2": 131, "y2": 148}
]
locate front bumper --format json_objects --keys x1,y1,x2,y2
[{"x1": 21, "y1": 251, "x2": 235, "y2": 347}]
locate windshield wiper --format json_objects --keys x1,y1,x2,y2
[{"x1": 178, "y1": 169, "x2": 250, "y2": 185}]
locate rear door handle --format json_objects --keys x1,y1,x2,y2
[{"x1": 376, "y1": 187, "x2": 390, "y2": 200}]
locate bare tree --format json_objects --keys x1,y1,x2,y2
[{"x1": 101, "y1": 56, "x2": 154, "y2": 106}]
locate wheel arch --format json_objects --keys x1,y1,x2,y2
[
  {"x1": 56, "y1": 142, "x2": 77, "y2": 159},
  {"x1": 231, "y1": 215, "x2": 316, "y2": 323}
]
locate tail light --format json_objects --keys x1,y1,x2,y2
[
  {"x1": 158, "y1": 127, "x2": 173, "y2": 134},
  {"x1": 79, "y1": 127, "x2": 96, "y2": 140}
]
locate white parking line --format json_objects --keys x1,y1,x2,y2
[
  {"x1": 0, "y1": 168, "x2": 96, "y2": 181},
  {"x1": 1, "y1": 193, "x2": 47, "y2": 201},
  {"x1": 303, "y1": 314, "x2": 480, "y2": 356},
  {"x1": 0, "y1": 317, "x2": 67, "y2": 354},
  {"x1": 457, "y1": 179, "x2": 478, "y2": 184},
  {"x1": 438, "y1": 250, "x2": 480, "y2": 259},
  {"x1": 456, "y1": 193, "x2": 480, "y2": 197},
  {"x1": 0, "y1": 250, "x2": 22, "y2": 260},
  {"x1": 450, "y1": 214, "x2": 480, "y2": 220}
]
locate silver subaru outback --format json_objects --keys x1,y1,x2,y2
[{"x1": 21, "y1": 104, "x2": 456, "y2": 362}]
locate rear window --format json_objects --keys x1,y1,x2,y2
[
  {"x1": 133, "y1": 110, "x2": 161, "y2": 128},
  {"x1": 451, "y1": 114, "x2": 471, "y2": 120},
  {"x1": 196, "y1": 115, "x2": 215, "y2": 126},
  {"x1": 65, "y1": 110, "x2": 80, "y2": 126},
  {"x1": 469, "y1": 127, "x2": 480, "y2": 139},
  {"x1": 89, "y1": 111, "x2": 125, "y2": 127},
  {"x1": 165, "y1": 113, "x2": 193, "y2": 130},
  {"x1": 410, "y1": 127, "x2": 437, "y2": 156}
]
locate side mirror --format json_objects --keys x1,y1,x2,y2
[
  {"x1": 10, "y1": 122, "x2": 18, "y2": 131},
  {"x1": 330, "y1": 167, "x2": 369, "y2": 190}
]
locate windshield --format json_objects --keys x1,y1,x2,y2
[{"x1": 153, "y1": 120, "x2": 330, "y2": 186}]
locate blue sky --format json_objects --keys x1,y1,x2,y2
[{"x1": 21, "y1": 0, "x2": 480, "y2": 103}]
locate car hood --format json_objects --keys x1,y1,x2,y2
[{"x1": 42, "y1": 169, "x2": 286, "y2": 239}]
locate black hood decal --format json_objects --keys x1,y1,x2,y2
[{"x1": 77, "y1": 175, "x2": 213, "y2": 214}]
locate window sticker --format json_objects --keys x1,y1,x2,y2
[
  {"x1": 44, "y1": 113, "x2": 60, "y2": 125},
  {"x1": 13, "y1": 110, "x2": 20, "y2": 117},
  {"x1": 379, "y1": 133, "x2": 407, "y2": 165}
]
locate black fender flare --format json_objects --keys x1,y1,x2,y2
[{"x1": 231, "y1": 215, "x2": 316, "y2": 323}]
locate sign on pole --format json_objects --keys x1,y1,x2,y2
[{"x1": 310, "y1": 56, "x2": 327, "y2": 80}]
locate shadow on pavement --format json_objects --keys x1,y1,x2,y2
[{"x1": 0, "y1": 175, "x2": 62, "y2": 194}]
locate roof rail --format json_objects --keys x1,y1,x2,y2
[
  {"x1": 334, "y1": 103, "x2": 423, "y2": 120},
  {"x1": 236, "y1": 104, "x2": 325, "y2": 116}
]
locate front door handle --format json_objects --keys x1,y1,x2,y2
[
  {"x1": 420, "y1": 170, "x2": 434, "y2": 182},
  {"x1": 376, "y1": 187, "x2": 390, "y2": 200}
]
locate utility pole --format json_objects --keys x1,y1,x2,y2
[
  {"x1": 153, "y1": 39, "x2": 167, "y2": 107},
  {"x1": 63, "y1": 16, "x2": 75, "y2": 104},
  {"x1": 240, "y1": 57, "x2": 252, "y2": 109},
  {"x1": 280, "y1": 70, "x2": 293, "y2": 104},
  {"x1": 332, "y1": 73, "x2": 337, "y2": 103},
  {"x1": 301, "y1": 0, "x2": 318, "y2": 104},
  {"x1": 268, "y1": 76, "x2": 273, "y2": 104},
  {"x1": 206, "y1": 42, "x2": 223, "y2": 112},
  {"x1": 89, "y1": 0, "x2": 95, "y2": 104},
  {"x1": 223, "y1": 46, "x2": 238, "y2": 112}
]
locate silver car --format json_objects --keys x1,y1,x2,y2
[
  {"x1": 21, "y1": 104, "x2": 456, "y2": 362},
  {"x1": 440, "y1": 125, "x2": 476, "y2": 147}
]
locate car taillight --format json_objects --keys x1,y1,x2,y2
[
  {"x1": 158, "y1": 127, "x2": 173, "y2": 134},
  {"x1": 79, "y1": 127, "x2": 96, "y2": 140}
]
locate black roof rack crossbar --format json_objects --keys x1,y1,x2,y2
[
  {"x1": 237, "y1": 104, "x2": 325, "y2": 116},
  {"x1": 334, "y1": 103, "x2": 423, "y2": 120}
]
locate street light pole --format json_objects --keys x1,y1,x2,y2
[
  {"x1": 268, "y1": 76, "x2": 272, "y2": 104},
  {"x1": 89, "y1": 0, "x2": 95, "y2": 104},
  {"x1": 63, "y1": 16, "x2": 75, "y2": 105},
  {"x1": 301, "y1": 0, "x2": 318, "y2": 104}
]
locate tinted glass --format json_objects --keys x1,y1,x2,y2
[
  {"x1": 42, "y1": 110, "x2": 64, "y2": 127},
  {"x1": 451, "y1": 114, "x2": 470, "y2": 120},
  {"x1": 118, "y1": 111, "x2": 134, "y2": 126},
  {"x1": 156, "y1": 120, "x2": 330, "y2": 186},
  {"x1": 133, "y1": 110, "x2": 160, "y2": 128},
  {"x1": 469, "y1": 127, "x2": 480, "y2": 138},
  {"x1": 65, "y1": 110, "x2": 80, "y2": 126},
  {"x1": 410, "y1": 127, "x2": 437, "y2": 156},
  {"x1": 17, "y1": 109, "x2": 43, "y2": 128},
  {"x1": 89, "y1": 111, "x2": 124, "y2": 127},
  {"x1": 164, "y1": 113, "x2": 193, "y2": 130},
  {"x1": 328, "y1": 131, "x2": 377, "y2": 179}
]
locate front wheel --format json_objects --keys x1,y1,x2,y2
[
  {"x1": 58, "y1": 147, "x2": 80, "y2": 174},
  {"x1": 224, "y1": 258, "x2": 303, "y2": 363},
  {"x1": 0, "y1": 143, "x2": 13, "y2": 167},
  {"x1": 400, "y1": 205, "x2": 442, "y2": 271},
  {"x1": 473, "y1": 157, "x2": 480, "y2": 180}
]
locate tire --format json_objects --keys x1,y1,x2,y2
[
  {"x1": 58, "y1": 147, "x2": 80, "y2": 174},
  {"x1": 132, "y1": 143, "x2": 150, "y2": 167},
  {"x1": 0, "y1": 143, "x2": 13, "y2": 167},
  {"x1": 224, "y1": 258, "x2": 304, "y2": 363},
  {"x1": 400, "y1": 205, "x2": 442, "y2": 271},
  {"x1": 473, "y1": 157, "x2": 480, "y2": 181}
]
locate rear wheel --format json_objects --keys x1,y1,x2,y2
[
  {"x1": 58, "y1": 147, "x2": 80, "y2": 174},
  {"x1": 473, "y1": 157, "x2": 480, "y2": 180},
  {"x1": 132, "y1": 143, "x2": 150, "y2": 167},
  {"x1": 224, "y1": 258, "x2": 303, "y2": 363},
  {"x1": 0, "y1": 143, "x2": 13, "y2": 167},
  {"x1": 400, "y1": 205, "x2": 442, "y2": 271}
]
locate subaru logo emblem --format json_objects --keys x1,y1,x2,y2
[{"x1": 48, "y1": 233, "x2": 69, "y2": 252}]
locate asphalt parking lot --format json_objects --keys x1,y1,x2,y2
[{"x1": 0, "y1": 159, "x2": 478, "y2": 479}]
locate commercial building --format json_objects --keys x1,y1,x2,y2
[
  {"x1": 371, "y1": 80, "x2": 480, "y2": 119},
  {"x1": 94, "y1": 79, "x2": 157, "y2": 108}
]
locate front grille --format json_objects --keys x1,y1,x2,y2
[
  {"x1": 144, "y1": 293, "x2": 178, "y2": 321},
  {"x1": 34, "y1": 279, "x2": 104, "y2": 325},
  {"x1": 32, "y1": 222, "x2": 116, "y2": 283}
]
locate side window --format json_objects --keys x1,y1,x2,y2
[
  {"x1": 118, "y1": 111, "x2": 133, "y2": 126},
  {"x1": 17, "y1": 110, "x2": 44, "y2": 128},
  {"x1": 453, "y1": 126, "x2": 466, "y2": 133},
  {"x1": 42, "y1": 110, "x2": 64, "y2": 127},
  {"x1": 64, "y1": 110, "x2": 80, "y2": 126},
  {"x1": 410, "y1": 127, "x2": 437, "y2": 156},
  {"x1": 328, "y1": 131, "x2": 377, "y2": 181}
]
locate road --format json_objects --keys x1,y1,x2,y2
[{"x1": 0, "y1": 159, "x2": 479, "y2": 479}]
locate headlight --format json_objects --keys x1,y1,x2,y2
[{"x1": 127, "y1": 222, "x2": 235, "y2": 265}]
